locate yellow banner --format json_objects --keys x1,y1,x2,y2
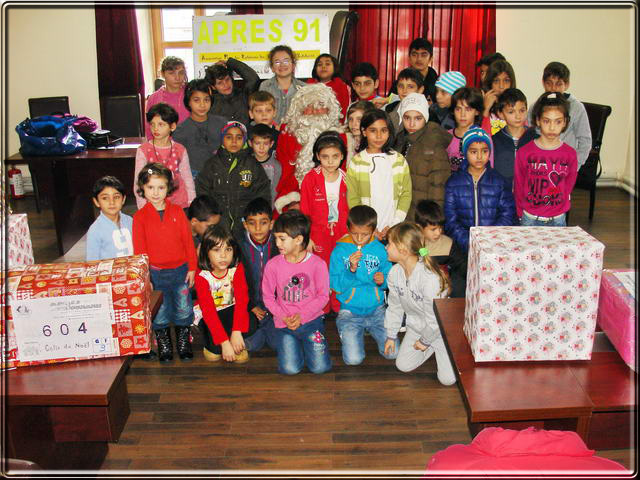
[{"x1": 199, "y1": 49, "x2": 320, "y2": 63}]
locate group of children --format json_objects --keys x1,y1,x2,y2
[{"x1": 84, "y1": 39, "x2": 589, "y2": 382}]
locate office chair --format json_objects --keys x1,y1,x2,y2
[
  {"x1": 100, "y1": 94, "x2": 144, "y2": 138},
  {"x1": 329, "y1": 11, "x2": 359, "y2": 75},
  {"x1": 28, "y1": 96, "x2": 70, "y2": 118},
  {"x1": 573, "y1": 102, "x2": 612, "y2": 221}
]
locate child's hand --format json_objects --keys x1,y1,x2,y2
[
  {"x1": 221, "y1": 341, "x2": 236, "y2": 362},
  {"x1": 287, "y1": 313, "x2": 301, "y2": 331},
  {"x1": 373, "y1": 272, "x2": 384, "y2": 285},
  {"x1": 384, "y1": 338, "x2": 396, "y2": 356},
  {"x1": 375, "y1": 226, "x2": 390, "y2": 241},
  {"x1": 185, "y1": 270, "x2": 195, "y2": 288},
  {"x1": 230, "y1": 330, "x2": 245, "y2": 354},
  {"x1": 372, "y1": 97, "x2": 388, "y2": 109},
  {"x1": 252, "y1": 306, "x2": 267, "y2": 321},
  {"x1": 349, "y1": 250, "x2": 363, "y2": 272},
  {"x1": 483, "y1": 89, "x2": 498, "y2": 116},
  {"x1": 414, "y1": 339, "x2": 429, "y2": 351}
]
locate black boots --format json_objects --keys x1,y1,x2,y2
[
  {"x1": 175, "y1": 326, "x2": 193, "y2": 361},
  {"x1": 155, "y1": 327, "x2": 173, "y2": 362}
]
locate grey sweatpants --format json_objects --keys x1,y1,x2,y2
[{"x1": 395, "y1": 328, "x2": 457, "y2": 386}]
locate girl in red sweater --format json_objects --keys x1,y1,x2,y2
[
  {"x1": 307, "y1": 54, "x2": 350, "y2": 120},
  {"x1": 194, "y1": 224, "x2": 254, "y2": 363}
]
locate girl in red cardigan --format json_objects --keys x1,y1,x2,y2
[
  {"x1": 307, "y1": 54, "x2": 350, "y2": 120},
  {"x1": 194, "y1": 224, "x2": 254, "y2": 363}
]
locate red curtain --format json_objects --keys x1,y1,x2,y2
[
  {"x1": 232, "y1": 3, "x2": 263, "y2": 14},
  {"x1": 348, "y1": 4, "x2": 495, "y2": 95}
]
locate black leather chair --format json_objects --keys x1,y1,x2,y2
[
  {"x1": 28, "y1": 96, "x2": 70, "y2": 118},
  {"x1": 573, "y1": 102, "x2": 612, "y2": 221},
  {"x1": 329, "y1": 10, "x2": 359, "y2": 75},
  {"x1": 100, "y1": 94, "x2": 144, "y2": 138}
]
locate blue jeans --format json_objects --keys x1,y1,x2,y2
[
  {"x1": 336, "y1": 306, "x2": 398, "y2": 365},
  {"x1": 150, "y1": 263, "x2": 194, "y2": 330},
  {"x1": 275, "y1": 316, "x2": 332, "y2": 375},
  {"x1": 520, "y1": 212, "x2": 567, "y2": 227},
  {"x1": 245, "y1": 312, "x2": 278, "y2": 352}
]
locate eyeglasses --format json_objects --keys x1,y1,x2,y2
[{"x1": 274, "y1": 59, "x2": 292, "y2": 66}]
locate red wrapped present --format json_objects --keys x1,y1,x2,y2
[
  {"x1": 1, "y1": 255, "x2": 151, "y2": 369},
  {"x1": 1, "y1": 213, "x2": 35, "y2": 268}
]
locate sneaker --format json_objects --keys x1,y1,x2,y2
[
  {"x1": 234, "y1": 349, "x2": 250, "y2": 364},
  {"x1": 203, "y1": 347, "x2": 222, "y2": 362}
]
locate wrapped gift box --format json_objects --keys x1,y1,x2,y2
[
  {"x1": 1, "y1": 255, "x2": 151, "y2": 369},
  {"x1": 1, "y1": 213, "x2": 35, "y2": 268},
  {"x1": 597, "y1": 269, "x2": 636, "y2": 370},
  {"x1": 464, "y1": 226, "x2": 604, "y2": 362}
]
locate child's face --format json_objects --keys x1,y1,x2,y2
[
  {"x1": 249, "y1": 103, "x2": 276, "y2": 125},
  {"x1": 149, "y1": 114, "x2": 177, "y2": 142},
  {"x1": 498, "y1": 100, "x2": 527, "y2": 130},
  {"x1": 435, "y1": 87, "x2": 452, "y2": 108},
  {"x1": 362, "y1": 118, "x2": 390, "y2": 153},
  {"x1": 317, "y1": 146, "x2": 343, "y2": 174},
  {"x1": 453, "y1": 100, "x2": 478, "y2": 130},
  {"x1": 543, "y1": 75, "x2": 569, "y2": 94},
  {"x1": 352, "y1": 76, "x2": 378, "y2": 100},
  {"x1": 347, "y1": 109, "x2": 364, "y2": 137},
  {"x1": 92, "y1": 186, "x2": 125, "y2": 222},
  {"x1": 397, "y1": 78, "x2": 424, "y2": 100},
  {"x1": 274, "y1": 232, "x2": 303, "y2": 256},
  {"x1": 223, "y1": 127, "x2": 245, "y2": 153},
  {"x1": 142, "y1": 175, "x2": 169, "y2": 209},
  {"x1": 191, "y1": 214, "x2": 221, "y2": 238},
  {"x1": 409, "y1": 48, "x2": 432, "y2": 73},
  {"x1": 402, "y1": 110, "x2": 426, "y2": 134},
  {"x1": 479, "y1": 65, "x2": 489, "y2": 83},
  {"x1": 422, "y1": 224, "x2": 443, "y2": 243},
  {"x1": 315, "y1": 57, "x2": 334, "y2": 82},
  {"x1": 207, "y1": 241, "x2": 234, "y2": 272},
  {"x1": 249, "y1": 136, "x2": 274, "y2": 160},
  {"x1": 163, "y1": 65, "x2": 186, "y2": 91},
  {"x1": 466, "y1": 141, "x2": 490, "y2": 174},
  {"x1": 491, "y1": 72, "x2": 512, "y2": 94},
  {"x1": 536, "y1": 107, "x2": 567, "y2": 141},
  {"x1": 348, "y1": 224, "x2": 374, "y2": 247},
  {"x1": 189, "y1": 90, "x2": 212, "y2": 121},
  {"x1": 214, "y1": 75, "x2": 233, "y2": 95},
  {"x1": 385, "y1": 240, "x2": 404, "y2": 263},
  {"x1": 243, "y1": 213, "x2": 273, "y2": 244},
  {"x1": 271, "y1": 51, "x2": 294, "y2": 78}
]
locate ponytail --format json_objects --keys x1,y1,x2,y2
[{"x1": 418, "y1": 246, "x2": 451, "y2": 296}]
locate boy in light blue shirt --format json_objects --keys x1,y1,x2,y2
[
  {"x1": 330, "y1": 205, "x2": 398, "y2": 365},
  {"x1": 86, "y1": 176, "x2": 134, "y2": 261}
]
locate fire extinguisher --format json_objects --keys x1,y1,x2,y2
[{"x1": 8, "y1": 166, "x2": 25, "y2": 199}]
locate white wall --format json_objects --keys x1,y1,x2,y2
[
  {"x1": 6, "y1": 7, "x2": 100, "y2": 159},
  {"x1": 497, "y1": 6, "x2": 635, "y2": 191}
]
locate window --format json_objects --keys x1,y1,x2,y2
[{"x1": 151, "y1": 7, "x2": 231, "y2": 81}]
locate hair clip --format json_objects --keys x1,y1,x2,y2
[
  {"x1": 418, "y1": 247, "x2": 429, "y2": 257},
  {"x1": 147, "y1": 168, "x2": 154, "y2": 174}
]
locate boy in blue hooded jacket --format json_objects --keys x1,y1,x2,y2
[{"x1": 330, "y1": 205, "x2": 398, "y2": 365}]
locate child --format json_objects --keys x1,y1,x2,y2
[
  {"x1": 172, "y1": 79, "x2": 228, "y2": 179},
  {"x1": 259, "y1": 45, "x2": 306, "y2": 125},
  {"x1": 204, "y1": 57, "x2": 260, "y2": 127},
  {"x1": 414, "y1": 200, "x2": 466, "y2": 299},
  {"x1": 385, "y1": 68, "x2": 425, "y2": 129},
  {"x1": 300, "y1": 131, "x2": 349, "y2": 267},
  {"x1": 350, "y1": 62, "x2": 387, "y2": 109},
  {"x1": 481, "y1": 59, "x2": 516, "y2": 135},
  {"x1": 475, "y1": 52, "x2": 506, "y2": 86},
  {"x1": 145, "y1": 56, "x2": 190, "y2": 140},
  {"x1": 194, "y1": 224, "x2": 253, "y2": 362},
  {"x1": 248, "y1": 124, "x2": 281, "y2": 209},
  {"x1": 388, "y1": 38, "x2": 438, "y2": 104},
  {"x1": 133, "y1": 163, "x2": 197, "y2": 362},
  {"x1": 238, "y1": 197, "x2": 279, "y2": 353},
  {"x1": 492, "y1": 88, "x2": 537, "y2": 188},
  {"x1": 86, "y1": 176, "x2": 133, "y2": 261},
  {"x1": 134, "y1": 103, "x2": 195, "y2": 209},
  {"x1": 187, "y1": 195, "x2": 222, "y2": 248},
  {"x1": 514, "y1": 92, "x2": 577, "y2": 227},
  {"x1": 529, "y1": 61, "x2": 592, "y2": 169},
  {"x1": 195, "y1": 121, "x2": 271, "y2": 239},
  {"x1": 248, "y1": 90, "x2": 280, "y2": 131},
  {"x1": 262, "y1": 210, "x2": 332, "y2": 375},
  {"x1": 330, "y1": 205, "x2": 396, "y2": 365},
  {"x1": 307, "y1": 53, "x2": 350, "y2": 118},
  {"x1": 429, "y1": 71, "x2": 467, "y2": 130},
  {"x1": 383, "y1": 222, "x2": 456, "y2": 386},
  {"x1": 342, "y1": 100, "x2": 375, "y2": 168},
  {"x1": 444, "y1": 128, "x2": 516, "y2": 252},
  {"x1": 346, "y1": 109, "x2": 411, "y2": 241},
  {"x1": 446, "y1": 87, "x2": 493, "y2": 173},
  {"x1": 394, "y1": 93, "x2": 451, "y2": 218}
]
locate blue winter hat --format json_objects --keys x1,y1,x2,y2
[
  {"x1": 434, "y1": 71, "x2": 467, "y2": 95},
  {"x1": 462, "y1": 127, "x2": 492, "y2": 156}
]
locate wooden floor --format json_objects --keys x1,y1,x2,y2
[{"x1": 9, "y1": 187, "x2": 636, "y2": 473}]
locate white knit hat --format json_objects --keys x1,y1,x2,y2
[{"x1": 397, "y1": 93, "x2": 430, "y2": 122}]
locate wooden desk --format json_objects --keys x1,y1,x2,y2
[
  {"x1": 5, "y1": 138, "x2": 143, "y2": 256},
  {"x1": 434, "y1": 298, "x2": 636, "y2": 450}
]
